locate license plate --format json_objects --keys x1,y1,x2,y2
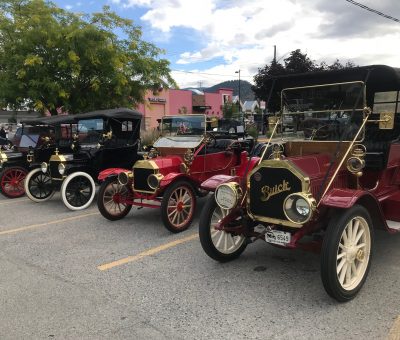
[{"x1": 265, "y1": 230, "x2": 291, "y2": 246}]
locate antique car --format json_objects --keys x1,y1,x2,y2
[
  {"x1": 96, "y1": 114, "x2": 253, "y2": 233},
  {"x1": 198, "y1": 65, "x2": 400, "y2": 302},
  {"x1": 0, "y1": 115, "x2": 75, "y2": 198},
  {"x1": 24, "y1": 108, "x2": 142, "y2": 210}
]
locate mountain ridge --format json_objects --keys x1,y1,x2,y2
[{"x1": 184, "y1": 80, "x2": 255, "y2": 101}]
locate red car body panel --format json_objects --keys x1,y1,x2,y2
[{"x1": 98, "y1": 168, "x2": 128, "y2": 181}]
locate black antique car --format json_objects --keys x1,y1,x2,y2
[
  {"x1": 0, "y1": 115, "x2": 75, "y2": 198},
  {"x1": 24, "y1": 108, "x2": 142, "y2": 210}
]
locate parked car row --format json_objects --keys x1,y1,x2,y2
[{"x1": 1, "y1": 65, "x2": 399, "y2": 302}]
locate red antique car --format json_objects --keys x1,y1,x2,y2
[
  {"x1": 97, "y1": 114, "x2": 253, "y2": 232},
  {"x1": 199, "y1": 65, "x2": 400, "y2": 301}
]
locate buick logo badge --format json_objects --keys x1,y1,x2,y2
[{"x1": 254, "y1": 172, "x2": 262, "y2": 182}]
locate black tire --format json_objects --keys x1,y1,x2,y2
[
  {"x1": 161, "y1": 180, "x2": 196, "y2": 233},
  {"x1": 25, "y1": 168, "x2": 55, "y2": 202},
  {"x1": 321, "y1": 205, "x2": 373, "y2": 302},
  {"x1": 199, "y1": 195, "x2": 247, "y2": 262},
  {"x1": 97, "y1": 177, "x2": 132, "y2": 221}
]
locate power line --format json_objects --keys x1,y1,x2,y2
[
  {"x1": 171, "y1": 69, "x2": 254, "y2": 79},
  {"x1": 344, "y1": 0, "x2": 400, "y2": 23}
]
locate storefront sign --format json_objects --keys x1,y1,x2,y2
[{"x1": 148, "y1": 97, "x2": 166, "y2": 103}]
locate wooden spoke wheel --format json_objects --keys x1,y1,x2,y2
[
  {"x1": 25, "y1": 168, "x2": 55, "y2": 202},
  {"x1": 161, "y1": 180, "x2": 196, "y2": 233},
  {"x1": 0, "y1": 166, "x2": 28, "y2": 198},
  {"x1": 199, "y1": 196, "x2": 246, "y2": 262},
  {"x1": 321, "y1": 205, "x2": 373, "y2": 302},
  {"x1": 97, "y1": 176, "x2": 132, "y2": 221},
  {"x1": 61, "y1": 172, "x2": 96, "y2": 211}
]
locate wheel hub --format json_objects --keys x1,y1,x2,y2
[
  {"x1": 346, "y1": 246, "x2": 357, "y2": 262},
  {"x1": 356, "y1": 249, "x2": 365, "y2": 261},
  {"x1": 177, "y1": 201, "x2": 184, "y2": 212},
  {"x1": 113, "y1": 193, "x2": 121, "y2": 203}
]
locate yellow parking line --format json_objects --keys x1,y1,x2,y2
[
  {"x1": 388, "y1": 316, "x2": 400, "y2": 340},
  {"x1": 0, "y1": 211, "x2": 99, "y2": 236},
  {"x1": 98, "y1": 233, "x2": 199, "y2": 271},
  {"x1": 0, "y1": 198, "x2": 30, "y2": 205}
]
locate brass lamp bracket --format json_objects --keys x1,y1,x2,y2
[
  {"x1": 102, "y1": 131, "x2": 113, "y2": 140},
  {"x1": 367, "y1": 111, "x2": 394, "y2": 130}
]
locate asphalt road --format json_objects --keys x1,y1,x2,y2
[{"x1": 0, "y1": 191, "x2": 399, "y2": 339}]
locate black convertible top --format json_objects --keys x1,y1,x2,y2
[
  {"x1": 21, "y1": 114, "x2": 76, "y2": 126},
  {"x1": 21, "y1": 108, "x2": 142, "y2": 126},
  {"x1": 73, "y1": 108, "x2": 142, "y2": 120},
  {"x1": 266, "y1": 65, "x2": 400, "y2": 93}
]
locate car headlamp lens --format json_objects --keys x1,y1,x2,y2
[
  {"x1": 147, "y1": 173, "x2": 164, "y2": 190},
  {"x1": 215, "y1": 182, "x2": 242, "y2": 210},
  {"x1": 58, "y1": 163, "x2": 65, "y2": 175},
  {"x1": 347, "y1": 156, "x2": 365, "y2": 173},
  {"x1": 283, "y1": 193, "x2": 315, "y2": 224},
  {"x1": 118, "y1": 171, "x2": 132, "y2": 186},
  {"x1": 295, "y1": 198, "x2": 310, "y2": 216},
  {"x1": 41, "y1": 162, "x2": 48, "y2": 173}
]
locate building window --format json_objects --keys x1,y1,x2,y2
[{"x1": 222, "y1": 94, "x2": 230, "y2": 104}]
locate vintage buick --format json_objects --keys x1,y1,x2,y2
[
  {"x1": 199, "y1": 65, "x2": 400, "y2": 301},
  {"x1": 24, "y1": 108, "x2": 142, "y2": 210},
  {"x1": 0, "y1": 115, "x2": 75, "y2": 198},
  {"x1": 97, "y1": 114, "x2": 252, "y2": 233}
]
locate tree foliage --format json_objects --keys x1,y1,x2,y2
[
  {"x1": 252, "y1": 49, "x2": 356, "y2": 112},
  {"x1": 222, "y1": 101, "x2": 240, "y2": 120},
  {"x1": 0, "y1": 0, "x2": 176, "y2": 115}
]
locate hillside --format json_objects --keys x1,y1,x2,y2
[
  {"x1": 205, "y1": 80, "x2": 254, "y2": 101},
  {"x1": 185, "y1": 80, "x2": 255, "y2": 101}
]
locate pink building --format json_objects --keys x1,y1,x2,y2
[
  {"x1": 136, "y1": 89, "x2": 193, "y2": 130},
  {"x1": 193, "y1": 88, "x2": 233, "y2": 118},
  {"x1": 136, "y1": 87, "x2": 234, "y2": 130}
]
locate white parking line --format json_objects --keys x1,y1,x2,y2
[{"x1": 388, "y1": 316, "x2": 400, "y2": 340}]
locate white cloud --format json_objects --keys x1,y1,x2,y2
[
  {"x1": 65, "y1": 4, "x2": 73, "y2": 10},
  {"x1": 117, "y1": 0, "x2": 400, "y2": 88}
]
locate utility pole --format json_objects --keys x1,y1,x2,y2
[
  {"x1": 235, "y1": 70, "x2": 242, "y2": 127},
  {"x1": 273, "y1": 45, "x2": 276, "y2": 62}
]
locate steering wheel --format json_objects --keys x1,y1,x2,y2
[
  {"x1": 204, "y1": 132, "x2": 216, "y2": 148},
  {"x1": 311, "y1": 125, "x2": 331, "y2": 140}
]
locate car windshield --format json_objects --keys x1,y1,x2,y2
[
  {"x1": 76, "y1": 118, "x2": 104, "y2": 144},
  {"x1": 279, "y1": 81, "x2": 365, "y2": 141},
  {"x1": 161, "y1": 115, "x2": 206, "y2": 136}
]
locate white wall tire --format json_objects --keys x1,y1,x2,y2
[
  {"x1": 61, "y1": 171, "x2": 96, "y2": 211},
  {"x1": 24, "y1": 168, "x2": 55, "y2": 203}
]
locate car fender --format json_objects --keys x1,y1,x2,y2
[
  {"x1": 98, "y1": 168, "x2": 130, "y2": 181},
  {"x1": 319, "y1": 188, "x2": 389, "y2": 231},
  {"x1": 200, "y1": 174, "x2": 240, "y2": 192},
  {"x1": 159, "y1": 172, "x2": 196, "y2": 189}
]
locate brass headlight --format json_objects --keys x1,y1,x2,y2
[
  {"x1": 147, "y1": 173, "x2": 164, "y2": 190},
  {"x1": 347, "y1": 157, "x2": 365, "y2": 173},
  {"x1": 0, "y1": 151, "x2": 7, "y2": 168},
  {"x1": 41, "y1": 162, "x2": 48, "y2": 173},
  {"x1": 118, "y1": 171, "x2": 133, "y2": 185},
  {"x1": 215, "y1": 182, "x2": 242, "y2": 210},
  {"x1": 58, "y1": 163, "x2": 66, "y2": 175},
  {"x1": 283, "y1": 193, "x2": 315, "y2": 224}
]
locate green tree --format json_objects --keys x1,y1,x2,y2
[
  {"x1": 222, "y1": 101, "x2": 240, "y2": 119},
  {"x1": 0, "y1": 0, "x2": 176, "y2": 115},
  {"x1": 252, "y1": 49, "x2": 355, "y2": 112}
]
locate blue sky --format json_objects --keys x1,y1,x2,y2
[{"x1": 52, "y1": 0, "x2": 400, "y2": 88}]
